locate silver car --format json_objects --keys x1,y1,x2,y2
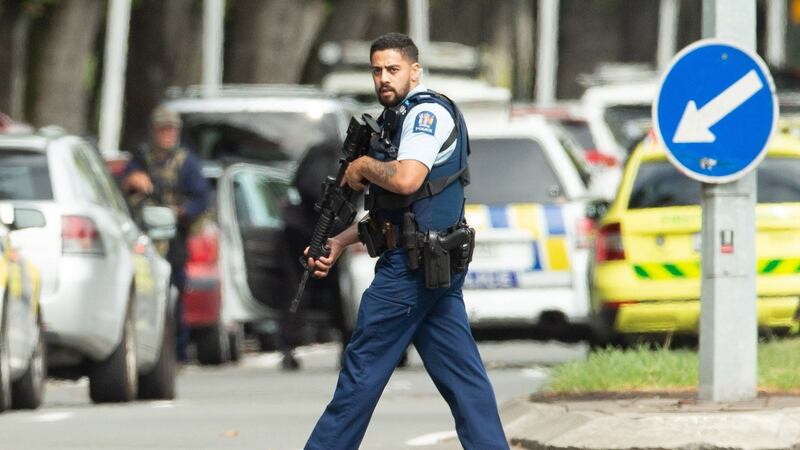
[{"x1": 0, "y1": 129, "x2": 176, "y2": 403}]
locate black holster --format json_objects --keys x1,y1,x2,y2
[
  {"x1": 402, "y1": 213, "x2": 475, "y2": 289},
  {"x1": 357, "y1": 215, "x2": 384, "y2": 257}
]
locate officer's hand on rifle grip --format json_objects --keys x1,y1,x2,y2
[{"x1": 304, "y1": 237, "x2": 344, "y2": 279}]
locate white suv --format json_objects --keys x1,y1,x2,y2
[{"x1": 0, "y1": 130, "x2": 176, "y2": 403}]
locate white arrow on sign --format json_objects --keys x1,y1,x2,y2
[{"x1": 672, "y1": 69, "x2": 764, "y2": 144}]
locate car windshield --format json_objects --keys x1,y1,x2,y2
[
  {"x1": 0, "y1": 151, "x2": 53, "y2": 200},
  {"x1": 180, "y1": 111, "x2": 340, "y2": 164},
  {"x1": 604, "y1": 104, "x2": 652, "y2": 152},
  {"x1": 466, "y1": 138, "x2": 565, "y2": 204},
  {"x1": 628, "y1": 157, "x2": 800, "y2": 208}
]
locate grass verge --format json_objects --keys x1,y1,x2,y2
[{"x1": 545, "y1": 338, "x2": 800, "y2": 394}]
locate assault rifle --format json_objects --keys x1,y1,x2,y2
[{"x1": 290, "y1": 113, "x2": 382, "y2": 313}]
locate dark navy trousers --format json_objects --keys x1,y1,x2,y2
[{"x1": 305, "y1": 249, "x2": 509, "y2": 450}]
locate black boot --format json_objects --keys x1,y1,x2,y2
[{"x1": 281, "y1": 351, "x2": 301, "y2": 371}]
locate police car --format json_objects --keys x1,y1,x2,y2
[
  {"x1": 340, "y1": 115, "x2": 596, "y2": 337},
  {"x1": 590, "y1": 132, "x2": 800, "y2": 342},
  {"x1": 462, "y1": 116, "x2": 594, "y2": 333}
]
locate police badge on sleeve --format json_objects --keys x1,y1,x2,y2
[{"x1": 413, "y1": 111, "x2": 437, "y2": 136}]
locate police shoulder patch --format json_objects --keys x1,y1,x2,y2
[{"x1": 412, "y1": 110, "x2": 437, "y2": 136}]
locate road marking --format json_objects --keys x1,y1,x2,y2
[
  {"x1": 29, "y1": 411, "x2": 74, "y2": 423},
  {"x1": 673, "y1": 69, "x2": 763, "y2": 143},
  {"x1": 385, "y1": 379, "x2": 412, "y2": 392},
  {"x1": 521, "y1": 367, "x2": 549, "y2": 379},
  {"x1": 406, "y1": 430, "x2": 458, "y2": 446},
  {"x1": 149, "y1": 401, "x2": 176, "y2": 409}
]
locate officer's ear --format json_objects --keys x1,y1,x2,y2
[{"x1": 410, "y1": 62, "x2": 421, "y2": 83}]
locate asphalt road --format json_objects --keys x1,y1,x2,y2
[{"x1": 0, "y1": 340, "x2": 586, "y2": 450}]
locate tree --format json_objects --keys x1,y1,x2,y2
[
  {"x1": 225, "y1": 0, "x2": 328, "y2": 84},
  {"x1": 301, "y1": 0, "x2": 405, "y2": 84},
  {"x1": 0, "y1": 1, "x2": 33, "y2": 120},
  {"x1": 30, "y1": 0, "x2": 103, "y2": 133},
  {"x1": 122, "y1": 0, "x2": 203, "y2": 149}
]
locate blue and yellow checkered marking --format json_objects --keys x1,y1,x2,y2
[{"x1": 465, "y1": 203, "x2": 571, "y2": 272}]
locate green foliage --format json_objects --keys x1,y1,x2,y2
[
  {"x1": 758, "y1": 338, "x2": 800, "y2": 391},
  {"x1": 547, "y1": 339, "x2": 800, "y2": 394}
]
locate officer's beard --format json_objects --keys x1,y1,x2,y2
[{"x1": 377, "y1": 82, "x2": 411, "y2": 108}]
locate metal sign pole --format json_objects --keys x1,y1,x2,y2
[
  {"x1": 535, "y1": 0, "x2": 560, "y2": 105},
  {"x1": 699, "y1": 0, "x2": 758, "y2": 402},
  {"x1": 202, "y1": 0, "x2": 225, "y2": 98},
  {"x1": 98, "y1": 0, "x2": 132, "y2": 156}
]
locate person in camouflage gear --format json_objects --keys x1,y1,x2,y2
[{"x1": 123, "y1": 106, "x2": 211, "y2": 363}]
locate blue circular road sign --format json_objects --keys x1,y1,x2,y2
[{"x1": 653, "y1": 39, "x2": 777, "y2": 184}]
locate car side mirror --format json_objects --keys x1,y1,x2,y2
[
  {"x1": 585, "y1": 199, "x2": 610, "y2": 222},
  {"x1": 13, "y1": 208, "x2": 46, "y2": 229},
  {"x1": 142, "y1": 206, "x2": 176, "y2": 241},
  {"x1": 0, "y1": 204, "x2": 14, "y2": 228},
  {"x1": 0, "y1": 205, "x2": 46, "y2": 230}
]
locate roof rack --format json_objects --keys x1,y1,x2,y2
[
  {"x1": 164, "y1": 84, "x2": 334, "y2": 100},
  {"x1": 319, "y1": 40, "x2": 481, "y2": 74},
  {"x1": 577, "y1": 63, "x2": 658, "y2": 88}
]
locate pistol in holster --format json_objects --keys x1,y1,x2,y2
[{"x1": 402, "y1": 212, "x2": 475, "y2": 289}]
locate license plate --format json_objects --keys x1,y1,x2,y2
[
  {"x1": 473, "y1": 242, "x2": 499, "y2": 260},
  {"x1": 464, "y1": 271, "x2": 519, "y2": 289}
]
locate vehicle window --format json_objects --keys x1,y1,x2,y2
[
  {"x1": 70, "y1": 149, "x2": 103, "y2": 205},
  {"x1": 552, "y1": 124, "x2": 591, "y2": 187},
  {"x1": 0, "y1": 151, "x2": 53, "y2": 200},
  {"x1": 181, "y1": 111, "x2": 340, "y2": 164},
  {"x1": 466, "y1": 138, "x2": 565, "y2": 204},
  {"x1": 233, "y1": 172, "x2": 288, "y2": 228},
  {"x1": 559, "y1": 120, "x2": 596, "y2": 150},
  {"x1": 603, "y1": 105, "x2": 652, "y2": 153},
  {"x1": 628, "y1": 157, "x2": 800, "y2": 209},
  {"x1": 81, "y1": 146, "x2": 130, "y2": 215}
]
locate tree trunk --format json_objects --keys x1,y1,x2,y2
[
  {"x1": 226, "y1": 0, "x2": 328, "y2": 84},
  {"x1": 430, "y1": 0, "x2": 493, "y2": 45},
  {"x1": 485, "y1": 0, "x2": 515, "y2": 90},
  {"x1": 122, "y1": 0, "x2": 203, "y2": 149},
  {"x1": 619, "y1": 0, "x2": 659, "y2": 64},
  {"x1": 557, "y1": 0, "x2": 622, "y2": 99},
  {"x1": 513, "y1": 0, "x2": 535, "y2": 101},
  {"x1": 301, "y1": 0, "x2": 405, "y2": 84},
  {"x1": 0, "y1": 2, "x2": 31, "y2": 120},
  {"x1": 31, "y1": 0, "x2": 103, "y2": 134}
]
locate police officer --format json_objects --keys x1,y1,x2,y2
[
  {"x1": 304, "y1": 33, "x2": 508, "y2": 450},
  {"x1": 123, "y1": 106, "x2": 211, "y2": 363}
]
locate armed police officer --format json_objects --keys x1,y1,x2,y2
[
  {"x1": 303, "y1": 32, "x2": 508, "y2": 450},
  {"x1": 122, "y1": 106, "x2": 211, "y2": 363}
]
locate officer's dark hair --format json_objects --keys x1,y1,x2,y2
[{"x1": 370, "y1": 32, "x2": 418, "y2": 63}]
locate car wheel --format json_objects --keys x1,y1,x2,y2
[
  {"x1": 90, "y1": 306, "x2": 137, "y2": 403},
  {"x1": 11, "y1": 315, "x2": 46, "y2": 409},
  {"x1": 138, "y1": 308, "x2": 176, "y2": 400},
  {"x1": 228, "y1": 323, "x2": 244, "y2": 363},
  {"x1": 195, "y1": 320, "x2": 229, "y2": 365},
  {"x1": 0, "y1": 297, "x2": 11, "y2": 412}
]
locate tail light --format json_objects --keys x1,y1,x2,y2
[
  {"x1": 62, "y1": 215, "x2": 104, "y2": 255},
  {"x1": 585, "y1": 149, "x2": 618, "y2": 167},
  {"x1": 188, "y1": 225, "x2": 219, "y2": 264},
  {"x1": 575, "y1": 216, "x2": 597, "y2": 249},
  {"x1": 595, "y1": 222, "x2": 625, "y2": 262}
]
